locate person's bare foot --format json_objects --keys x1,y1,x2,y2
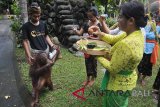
[
  {"x1": 141, "y1": 79, "x2": 145, "y2": 86},
  {"x1": 88, "y1": 80, "x2": 95, "y2": 87},
  {"x1": 82, "y1": 80, "x2": 90, "y2": 86}
]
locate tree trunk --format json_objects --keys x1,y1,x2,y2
[
  {"x1": 19, "y1": 0, "x2": 28, "y2": 24},
  {"x1": 118, "y1": 0, "x2": 122, "y2": 7}
]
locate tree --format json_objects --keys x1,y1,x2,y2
[
  {"x1": 94, "y1": 0, "x2": 129, "y2": 16},
  {"x1": 19, "y1": 0, "x2": 28, "y2": 24}
]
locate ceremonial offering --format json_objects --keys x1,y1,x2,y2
[{"x1": 76, "y1": 39, "x2": 111, "y2": 55}]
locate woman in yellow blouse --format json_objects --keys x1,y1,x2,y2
[{"x1": 90, "y1": 1, "x2": 147, "y2": 107}]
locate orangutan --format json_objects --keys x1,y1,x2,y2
[{"x1": 29, "y1": 52, "x2": 54, "y2": 106}]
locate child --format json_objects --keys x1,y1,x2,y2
[{"x1": 74, "y1": 8, "x2": 108, "y2": 86}]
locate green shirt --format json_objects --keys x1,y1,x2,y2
[{"x1": 97, "y1": 30, "x2": 144, "y2": 91}]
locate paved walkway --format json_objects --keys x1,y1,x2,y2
[{"x1": 0, "y1": 18, "x2": 31, "y2": 107}]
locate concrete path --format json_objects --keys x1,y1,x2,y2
[{"x1": 0, "y1": 19, "x2": 32, "y2": 107}]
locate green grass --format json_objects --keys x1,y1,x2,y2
[{"x1": 16, "y1": 47, "x2": 158, "y2": 107}]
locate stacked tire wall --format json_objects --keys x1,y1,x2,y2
[{"x1": 30, "y1": 0, "x2": 92, "y2": 46}]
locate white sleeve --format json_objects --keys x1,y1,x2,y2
[
  {"x1": 140, "y1": 28, "x2": 146, "y2": 52},
  {"x1": 109, "y1": 28, "x2": 120, "y2": 35}
]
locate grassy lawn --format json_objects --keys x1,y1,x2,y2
[{"x1": 16, "y1": 47, "x2": 158, "y2": 107}]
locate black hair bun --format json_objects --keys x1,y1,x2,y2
[{"x1": 31, "y1": 2, "x2": 39, "y2": 8}]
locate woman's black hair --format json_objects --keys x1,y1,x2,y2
[
  {"x1": 87, "y1": 7, "x2": 99, "y2": 17},
  {"x1": 120, "y1": 0, "x2": 147, "y2": 28}
]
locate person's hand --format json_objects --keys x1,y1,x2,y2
[
  {"x1": 51, "y1": 44, "x2": 59, "y2": 50},
  {"x1": 88, "y1": 26, "x2": 100, "y2": 35},
  {"x1": 26, "y1": 56, "x2": 34, "y2": 65},
  {"x1": 89, "y1": 26, "x2": 105, "y2": 38},
  {"x1": 88, "y1": 27, "x2": 94, "y2": 35},
  {"x1": 104, "y1": 53, "x2": 111, "y2": 61},
  {"x1": 99, "y1": 16, "x2": 106, "y2": 23}
]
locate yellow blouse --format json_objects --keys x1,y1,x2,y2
[{"x1": 97, "y1": 30, "x2": 144, "y2": 91}]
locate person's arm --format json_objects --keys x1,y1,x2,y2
[
  {"x1": 156, "y1": 26, "x2": 160, "y2": 38},
  {"x1": 21, "y1": 24, "x2": 34, "y2": 65},
  {"x1": 90, "y1": 26, "x2": 126, "y2": 45},
  {"x1": 74, "y1": 27, "x2": 84, "y2": 36},
  {"x1": 23, "y1": 39, "x2": 34, "y2": 65},
  {"x1": 100, "y1": 32, "x2": 126, "y2": 45},
  {"x1": 46, "y1": 35, "x2": 60, "y2": 63},
  {"x1": 96, "y1": 42, "x2": 132, "y2": 74},
  {"x1": 45, "y1": 35, "x2": 59, "y2": 50},
  {"x1": 46, "y1": 35, "x2": 54, "y2": 47},
  {"x1": 99, "y1": 16, "x2": 110, "y2": 33},
  {"x1": 44, "y1": 23, "x2": 58, "y2": 49}
]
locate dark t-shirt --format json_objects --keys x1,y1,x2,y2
[{"x1": 21, "y1": 21, "x2": 48, "y2": 50}]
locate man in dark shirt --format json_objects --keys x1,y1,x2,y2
[{"x1": 22, "y1": 3, "x2": 59, "y2": 65}]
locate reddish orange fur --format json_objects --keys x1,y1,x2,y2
[{"x1": 29, "y1": 53, "x2": 53, "y2": 107}]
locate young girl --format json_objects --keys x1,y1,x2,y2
[{"x1": 74, "y1": 8, "x2": 108, "y2": 86}]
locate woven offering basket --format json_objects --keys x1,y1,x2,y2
[{"x1": 76, "y1": 39, "x2": 111, "y2": 55}]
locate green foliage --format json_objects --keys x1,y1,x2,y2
[
  {"x1": 11, "y1": 17, "x2": 23, "y2": 47},
  {"x1": 106, "y1": 17, "x2": 117, "y2": 27},
  {"x1": 97, "y1": 5, "x2": 105, "y2": 14},
  {"x1": 95, "y1": 0, "x2": 107, "y2": 5},
  {"x1": 0, "y1": 0, "x2": 8, "y2": 7},
  {"x1": 107, "y1": 4, "x2": 117, "y2": 17},
  {"x1": 11, "y1": 0, "x2": 20, "y2": 15},
  {"x1": 11, "y1": 19, "x2": 21, "y2": 32},
  {"x1": 95, "y1": 0, "x2": 128, "y2": 17}
]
